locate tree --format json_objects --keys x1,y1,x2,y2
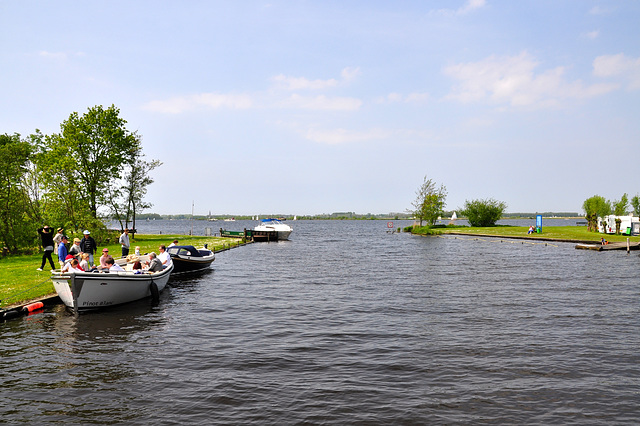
[
  {"x1": 108, "y1": 155, "x2": 162, "y2": 232},
  {"x1": 408, "y1": 176, "x2": 447, "y2": 226},
  {"x1": 461, "y1": 198, "x2": 507, "y2": 227},
  {"x1": 631, "y1": 194, "x2": 640, "y2": 216},
  {"x1": 582, "y1": 195, "x2": 611, "y2": 232},
  {"x1": 0, "y1": 133, "x2": 34, "y2": 252},
  {"x1": 612, "y1": 193, "x2": 629, "y2": 216},
  {"x1": 36, "y1": 105, "x2": 142, "y2": 219}
]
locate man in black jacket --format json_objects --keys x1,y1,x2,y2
[
  {"x1": 37, "y1": 225, "x2": 56, "y2": 271},
  {"x1": 79, "y1": 230, "x2": 97, "y2": 266}
]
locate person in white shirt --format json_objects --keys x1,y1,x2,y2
[
  {"x1": 119, "y1": 229, "x2": 130, "y2": 257},
  {"x1": 157, "y1": 245, "x2": 172, "y2": 268},
  {"x1": 104, "y1": 255, "x2": 125, "y2": 271},
  {"x1": 61, "y1": 258, "x2": 84, "y2": 273},
  {"x1": 168, "y1": 240, "x2": 178, "y2": 248}
]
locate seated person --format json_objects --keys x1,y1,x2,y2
[
  {"x1": 61, "y1": 258, "x2": 84, "y2": 273},
  {"x1": 158, "y1": 245, "x2": 172, "y2": 267},
  {"x1": 79, "y1": 253, "x2": 92, "y2": 271},
  {"x1": 104, "y1": 255, "x2": 125, "y2": 272},
  {"x1": 99, "y1": 248, "x2": 111, "y2": 269},
  {"x1": 144, "y1": 252, "x2": 163, "y2": 273},
  {"x1": 69, "y1": 238, "x2": 82, "y2": 258}
]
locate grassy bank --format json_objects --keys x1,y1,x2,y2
[
  {"x1": 410, "y1": 224, "x2": 640, "y2": 243},
  {"x1": 0, "y1": 234, "x2": 245, "y2": 309}
]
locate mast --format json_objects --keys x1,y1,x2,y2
[{"x1": 190, "y1": 201, "x2": 194, "y2": 235}]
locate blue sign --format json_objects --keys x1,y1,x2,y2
[{"x1": 536, "y1": 215, "x2": 542, "y2": 229}]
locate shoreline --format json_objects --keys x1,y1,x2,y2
[
  {"x1": 1, "y1": 234, "x2": 249, "y2": 315},
  {"x1": 438, "y1": 231, "x2": 602, "y2": 245}
]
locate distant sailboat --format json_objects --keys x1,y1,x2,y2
[{"x1": 451, "y1": 212, "x2": 457, "y2": 220}]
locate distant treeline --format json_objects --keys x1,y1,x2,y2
[
  {"x1": 133, "y1": 212, "x2": 581, "y2": 221},
  {"x1": 501, "y1": 212, "x2": 581, "y2": 218},
  {"x1": 134, "y1": 212, "x2": 415, "y2": 221}
]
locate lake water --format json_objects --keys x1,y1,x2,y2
[{"x1": 1, "y1": 220, "x2": 638, "y2": 424}]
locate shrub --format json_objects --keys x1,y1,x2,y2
[{"x1": 461, "y1": 198, "x2": 507, "y2": 227}]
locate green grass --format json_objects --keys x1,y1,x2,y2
[
  {"x1": 0, "y1": 235, "x2": 245, "y2": 309},
  {"x1": 413, "y1": 225, "x2": 640, "y2": 243}
]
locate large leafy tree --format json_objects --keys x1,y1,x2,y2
[
  {"x1": 108, "y1": 156, "x2": 162, "y2": 232},
  {"x1": 409, "y1": 176, "x2": 447, "y2": 226},
  {"x1": 631, "y1": 194, "x2": 640, "y2": 216},
  {"x1": 36, "y1": 105, "x2": 141, "y2": 219},
  {"x1": 0, "y1": 133, "x2": 35, "y2": 252},
  {"x1": 612, "y1": 193, "x2": 629, "y2": 216},
  {"x1": 582, "y1": 195, "x2": 611, "y2": 232},
  {"x1": 461, "y1": 198, "x2": 507, "y2": 227}
]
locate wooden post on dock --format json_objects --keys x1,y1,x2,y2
[{"x1": 627, "y1": 238, "x2": 630, "y2": 254}]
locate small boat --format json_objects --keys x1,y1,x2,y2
[
  {"x1": 167, "y1": 245, "x2": 215, "y2": 274},
  {"x1": 254, "y1": 218, "x2": 293, "y2": 240},
  {"x1": 51, "y1": 254, "x2": 173, "y2": 313}
]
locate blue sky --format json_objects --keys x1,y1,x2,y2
[{"x1": 1, "y1": 1, "x2": 638, "y2": 215}]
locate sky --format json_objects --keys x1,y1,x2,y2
[{"x1": 1, "y1": 1, "x2": 639, "y2": 216}]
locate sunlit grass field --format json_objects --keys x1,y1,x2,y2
[
  {"x1": 0, "y1": 234, "x2": 244, "y2": 309},
  {"x1": 413, "y1": 225, "x2": 640, "y2": 243}
]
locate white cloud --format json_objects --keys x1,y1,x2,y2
[
  {"x1": 271, "y1": 67, "x2": 361, "y2": 91},
  {"x1": 589, "y1": 6, "x2": 611, "y2": 15},
  {"x1": 280, "y1": 94, "x2": 362, "y2": 111},
  {"x1": 582, "y1": 30, "x2": 599, "y2": 40},
  {"x1": 305, "y1": 127, "x2": 389, "y2": 145},
  {"x1": 271, "y1": 74, "x2": 338, "y2": 91},
  {"x1": 142, "y1": 93, "x2": 253, "y2": 113},
  {"x1": 432, "y1": 0, "x2": 486, "y2": 16},
  {"x1": 37, "y1": 50, "x2": 85, "y2": 60},
  {"x1": 458, "y1": 0, "x2": 486, "y2": 14},
  {"x1": 593, "y1": 53, "x2": 640, "y2": 90},
  {"x1": 38, "y1": 51, "x2": 68, "y2": 60},
  {"x1": 379, "y1": 92, "x2": 430, "y2": 104},
  {"x1": 340, "y1": 66, "x2": 362, "y2": 82},
  {"x1": 443, "y1": 51, "x2": 618, "y2": 107}
]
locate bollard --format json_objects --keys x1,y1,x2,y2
[{"x1": 627, "y1": 238, "x2": 630, "y2": 254}]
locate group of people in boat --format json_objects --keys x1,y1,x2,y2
[{"x1": 38, "y1": 225, "x2": 173, "y2": 274}]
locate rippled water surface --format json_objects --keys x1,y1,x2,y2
[{"x1": 2, "y1": 220, "x2": 639, "y2": 424}]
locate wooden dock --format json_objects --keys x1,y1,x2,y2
[
  {"x1": 575, "y1": 241, "x2": 640, "y2": 251},
  {"x1": 219, "y1": 228, "x2": 278, "y2": 242}
]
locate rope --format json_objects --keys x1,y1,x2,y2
[
  {"x1": 437, "y1": 234, "x2": 558, "y2": 248},
  {"x1": 0, "y1": 278, "x2": 52, "y2": 306}
]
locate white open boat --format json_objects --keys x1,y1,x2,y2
[
  {"x1": 253, "y1": 218, "x2": 293, "y2": 240},
  {"x1": 51, "y1": 254, "x2": 174, "y2": 313}
]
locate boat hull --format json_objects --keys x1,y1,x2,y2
[
  {"x1": 171, "y1": 253, "x2": 215, "y2": 273},
  {"x1": 51, "y1": 262, "x2": 173, "y2": 312},
  {"x1": 167, "y1": 246, "x2": 215, "y2": 274},
  {"x1": 253, "y1": 222, "x2": 293, "y2": 240}
]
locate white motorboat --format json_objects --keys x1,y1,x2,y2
[
  {"x1": 253, "y1": 218, "x2": 293, "y2": 240},
  {"x1": 51, "y1": 254, "x2": 174, "y2": 313}
]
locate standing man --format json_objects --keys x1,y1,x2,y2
[
  {"x1": 57, "y1": 235, "x2": 69, "y2": 268},
  {"x1": 80, "y1": 230, "x2": 97, "y2": 266},
  {"x1": 119, "y1": 228, "x2": 130, "y2": 257},
  {"x1": 37, "y1": 225, "x2": 56, "y2": 271}
]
